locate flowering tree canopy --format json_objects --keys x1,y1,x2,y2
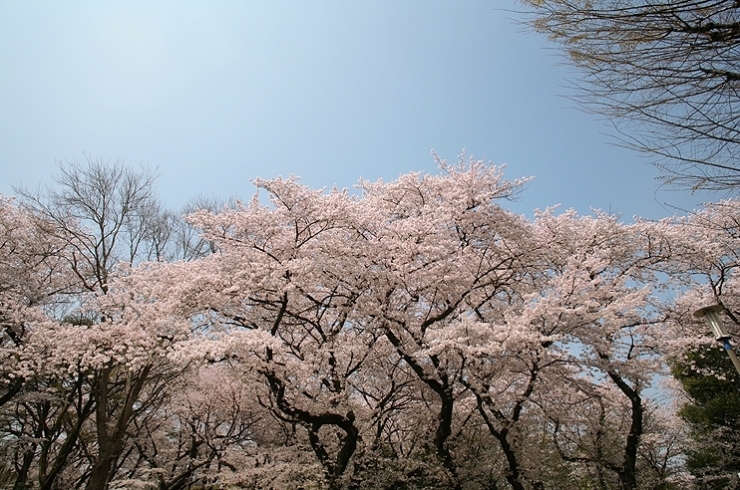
[{"x1": 1, "y1": 156, "x2": 737, "y2": 489}]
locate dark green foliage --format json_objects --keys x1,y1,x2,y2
[{"x1": 673, "y1": 345, "x2": 740, "y2": 489}]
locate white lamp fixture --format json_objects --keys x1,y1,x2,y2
[
  {"x1": 694, "y1": 304, "x2": 740, "y2": 376},
  {"x1": 694, "y1": 304, "x2": 732, "y2": 341}
]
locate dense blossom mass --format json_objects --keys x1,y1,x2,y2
[{"x1": 1, "y1": 157, "x2": 740, "y2": 489}]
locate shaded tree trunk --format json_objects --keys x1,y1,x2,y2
[{"x1": 86, "y1": 365, "x2": 152, "y2": 490}]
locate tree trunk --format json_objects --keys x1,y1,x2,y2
[
  {"x1": 607, "y1": 369, "x2": 642, "y2": 490},
  {"x1": 86, "y1": 365, "x2": 152, "y2": 490},
  {"x1": 435, "y1": 391, "x2": 461, "y2": 490}
]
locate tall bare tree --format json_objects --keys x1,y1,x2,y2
[
  {"x1": 13, "y1": 156, "x2": 185, "y2": 490},
  {"x1": 524, "y1": 0, "x2": 740, "y2": 191},
  {"x1": 16, "y1": 156, "x2": 167, "y2": 293}
]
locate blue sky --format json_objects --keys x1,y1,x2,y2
[{"x1": 0, "y1": 1, "x2": 713, "y2": 220}]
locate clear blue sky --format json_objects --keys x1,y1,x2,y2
[{"x1": 0, "y1": 1, "x2": 713, "y2": 220}]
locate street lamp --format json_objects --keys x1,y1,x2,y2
[{"x1": 694, "y1": 305, "x2": 740, "y2": 376}]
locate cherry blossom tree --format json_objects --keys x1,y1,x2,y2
[
  {"x1": 0, "y1": 196, "x2": 79, "y2": 402},
  {"x1": 352, "y1": 158, "x2": 536, "y2": 489},
  {"x1": 2, "y1": 158, "x2": 200, "y2": 490},
  {"x1": 0, "y1": 196, "x2": 83, "y2": 489},
  {"x1": 1, "y1": 155, "x2": 713, "y2": 490},
  {"x1": 147, "y1": 155, "x2": 677, "y2": 489},
  {"x1": 530, "y1": 211, "x2": 670, "y2": 490},
  {"x1": 657, "y1": 199, "x2": 740, "y2": 488},
  {"x1": 112, "y1": 156, "x2": 535, "y2": 488},
  {"x1": 177, "y1": 179, "x2": 379, "y2": 489}
]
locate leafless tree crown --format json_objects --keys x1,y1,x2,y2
[{"x1": 525, "y1": 0, "x2": 740, "y2": 191}]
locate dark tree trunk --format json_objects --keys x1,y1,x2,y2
[
  {"x1": 607, "y1": 369, "x2": 643, "y2": 490},
  {"x1": 86, "y1": 365, "x2": 152, "y2": 490}
]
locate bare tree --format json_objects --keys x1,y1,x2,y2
[
  {"x1": 174, "y1": 194, "x2": 235, "y2": 261},
  {"x1": 524, "y1": 0, "x2": 740, "y2": 191},
  {"x1": 13, "y1": 156, "x2": 185, "y2": 490},
  {"x1": 16, "y1": 156, "x2": 165, "y2": 293}
]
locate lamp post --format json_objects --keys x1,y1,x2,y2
[{"x1": 694, "y1": 305, "x2": 740, "y2": 376}]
